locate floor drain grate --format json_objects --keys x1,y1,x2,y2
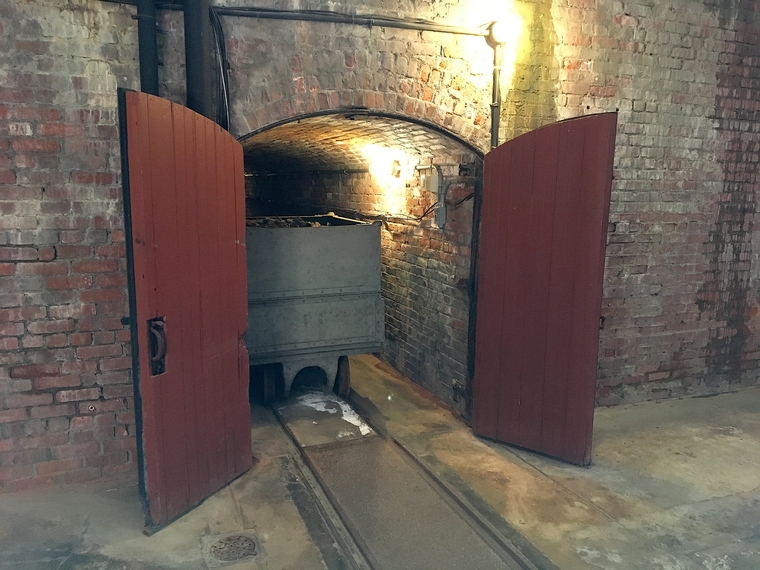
[
  {"x1": 202, "y1": 532, "x2": 261, "y2": 567},
  {"x1": 210, "y1": 535, "x2": 256, "y2": 561}
]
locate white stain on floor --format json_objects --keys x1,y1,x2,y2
[{"x1": 293, "y1": 392, "x2": 372, "y2": 436}]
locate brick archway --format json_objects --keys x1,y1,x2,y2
[{"x1": 231, "y1": 91, "x2": 492, "y2": 153}]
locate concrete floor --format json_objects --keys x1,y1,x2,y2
[
  {"x1": 1, "y1": 354, "x2": 758, "y2": 569},
  {"x1": 349, "y1": 355, "x2": 760, "y2": 570}
]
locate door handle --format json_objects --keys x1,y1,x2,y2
[{"x1": 148, "y1": 317, "x2": 167, "y2": 375}]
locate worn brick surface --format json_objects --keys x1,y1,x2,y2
[{"x1": 0, "y1": 0, "x2": 138, "y2": 490}]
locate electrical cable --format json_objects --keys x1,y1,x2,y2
[
  {"x1": 210, "y1": 7, "x2": 230, "y2": 130},
  {"x1": 417, "y1": 201, "x2": 439, "y2": 221}
]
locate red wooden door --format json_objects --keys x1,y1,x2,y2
[
  {"x1": 118, "y1": 90, "x2": 252, "y2": 527},
  {"x1": 473, "y1": 113, "x2": 617, "y2": 466}
]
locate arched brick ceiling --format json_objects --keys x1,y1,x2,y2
[{"x1": 240, "y1": 114, "x2": 476, "y2": 174}]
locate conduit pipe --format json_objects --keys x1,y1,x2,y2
[
  {"x1": 185, "y1": 0, "x2": 213, "y2": 119},
  {"x1": 135, "y1": 0, "x2": 159, "y2": 95},
  {"x1": 490, "y1": 43, "x2": 504, "y2": 149},
  {"x1": 211, "y1": 7, "x2": 490, "y2": 38}
]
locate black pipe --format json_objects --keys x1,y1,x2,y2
[
  {"x1": 490, "y1": 43, "x2": 504, "y2": 149},
  {"x1": 136, "y1": 0, "x2": 159, "y2": 95},
  {"x1": 211, "y1": 7, "x2": 489, "y2": 38},
  {"x1": 185, "y1": 0, "x2": 213, "y2": 119}
]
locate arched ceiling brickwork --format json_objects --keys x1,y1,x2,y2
[{"x1": 240, "y1": 113, "x2": 477, "y2": 174}]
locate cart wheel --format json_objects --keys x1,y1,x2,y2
[
  {"x1": 333, "y1": 356, "x2": 350, "y2": 398},
  {"x1": 262, "y1": 364, "x2": 278, "y2": 405}
]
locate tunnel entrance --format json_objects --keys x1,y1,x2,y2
[{"x1": 240, "y1": 111, "x2": 483, "y2": 415}]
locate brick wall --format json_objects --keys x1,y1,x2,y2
[
  {"x1": 0, "y1": 0, "x2": 138, "y2": 490},
  {"x1": 2, "y1": 0, "x2": 760, "y2": 489},
  {"x1": 549, "y1": 0, "x2": 760, "y2": 403}
]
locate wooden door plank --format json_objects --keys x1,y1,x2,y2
[
  {"x1": 565, "y1": 115, "x2": 616, "y2": 464},
  {"x1": 497, "y1": 132, "x2": 535, "y2": 443},
  {"x1": 232, "y1": 143, "x2": 252, "y2": 476},
  {"x1": 517, "y1": 126, "x2": 560, "y2": 451},
  {"x1": 539, "y1": 122, "x2": 585, "y2": 460},
  {"x1": 198, "y1": 117, "x2": 224, "y2": 492},
  {"x1": 172, "y1": 103, "x2": 204, "y2": 506},
  {"x1": 218, "y1": 131, "x2": 238, "y2": 482},
  {"x1": 187, "y1": 112, "x2": 213, "y2": 501},
  {"x1": 473, "y1": 143, "x2": 512, "y2": 438},
  {"x1": 127, "y1": 93, "x2": 166, "y2": 523},
  {"x1": 147, "y1": 96, "x2": 192, "y2": 516}
]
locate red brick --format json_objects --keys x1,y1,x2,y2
[
  {"x1": 34, "y1": 457, "x2": 81, "y2": 477},
  {"x1": 0, "y1": 450, "x2": 47, "y2": 468},
  {"x1": 0, "y1": 338, "x2": 19, "y2": 350},
  {"x1": 46, "y1": 334, "x2": 68, "y2": 348},
  {"x1": 69, "y1": 429, "x2": 95, "y2": 444},
  {"x1": 94, "y1": 413, "x2": 116, "y2": 428},
  {"x1": 26, "y1": 319, "x2": 75, "y2": 334},
  {"x1": 36, "y1": 123, "x2": 83, "y2": 137},
  {"x1": 0, "y1": 408, "x2": 27, "y2": 423},
  {"x1": 94, "y1": 244, "x2": 127, "y2": 258},
  {"x1": 92, "y1": 331, "x2": 115, "y2": 344},
  {"x1": 54, "y1": 245, "x2": 93, "y2": 259},
  {"x1": 30, "y1": 404, "x2": 76, "y2": 419},
  {"x1": 47, "y1": 417, "x2": 70, "y2": 432},
  {"x1": 96, "y1": 301, "x2": 128, "y2": 317},
  {"x1": 76, "y1": 344, "x2": 122, "y2": 359},
  {"x1": 0, "y1": 186, "x2": 41, "y2": 200},
  {"x1": 11, "y1": 138, "x2": 60, "y2": 153},
  {"x1": 1, "y1": 379, "x2": 32, "y2": 393},
  {"x1": 49, "y1": 303, "x2": 96, "y2": 319},
  {"x1": 0, "y1": 465, "x2": 34, "y2": 482},
  {"x1": 0, "y1": 247, "x2": 38, "y2": 261},
  {"x1": 10, "y1": 363, "x2": 60, "y2": 378},
  {"x1": 55, "y1": 388, "x2": 100, "y2": 403},
  {"x1": 46, "y1": 276, "x2": 93, "y2": 290},
  {"x1": 12, "y1": 107, "x2": 62, "y2": 121},
  {"x1": 32, "y1": 376, "x2": 81, "y2": 390},
  {"x1": 37, "y1": 247, "x2": 55, "y2": 261},
  {"x1": 60, "y1": 360, "x2": 96, "y2": 374},
  {"x1": 15, "y1": 261, "x2": 68, "y2": 275},
  {"x1": 69, "y1": 332, "x2": 92, "y2": 346},
  {"x1": 13, "y1": 433, "x2": 68, "y2": 451},
  {"x1": 78, "y1": 399, "x2": 125, "y2": 415},
  {"x1": 70, "y1": 171, "x2": 116, "y2": 185},
  {"x1": 4, "y1": 393, "x2": 53, "y2": 408},
  {"x1": 0, "y1": 306, "x2": 46, "y2": 322},
  {"x1": 20, "y1": 335, "x2": 43, "y2": 349},
  {"x1": 102, "y1": 385, "x2": 133, "y2": 399},
  {"x1": 0, "y1": 322, "x2": 23, "y2": 336},
  {"x1": 50, "y1": 442, "x2": 99, "y2": 459},
  {"x1": 0, "y1": 263, "x2": 15, "y2": 276},
  {"x1": 72, "y1": 260, "x2": 118, "y2": 274},
  {"x1": 77, "y1": 317, "x2": 123, "y2": 332},
  {"x1": 95, "y1": 274, "x2": 127, "y2": 288},
  {"x1": 78, "y1": 289, "x2": 124, "y2": 303},
  {"x1": 51, "y1": 466, "x2": 101, "y2": 485},
  {"x1": 116, "y1": 411, "x2": 136, "y2": 424},
  {"x1": 103, "y1": 438, "x2": 137, "y2": 453},
  {"x1": 22, "y1": 420, "x2": 47, "y2": 436},
  {"x1": 99, "y1": 356, "x2": 131, "y2": 371}
]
